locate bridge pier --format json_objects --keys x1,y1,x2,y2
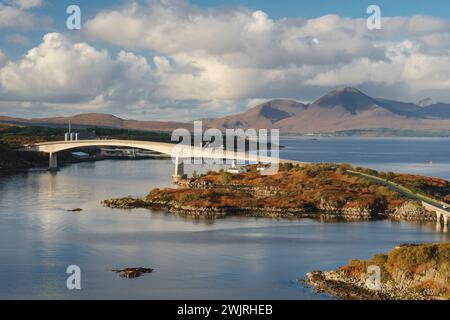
[
  {"x1": 435, "y1": 210, "x2": 448, "y2": 232},
  {"x1": 48, "y1": 152, "x2": 59, "y2": 172},
  {"x1": 172, "y1": 156, "x2": 187, "y2": 183}
]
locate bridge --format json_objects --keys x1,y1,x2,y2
[
  {"x1": 348, "y1": 170, "x2": 450, "y2": 227},
  {"x1": 422, "y1": 202, "x2": 450, "y2": 226},
  {"x1": 19, "y1": 139, "x2": 303, "y2": 180}
]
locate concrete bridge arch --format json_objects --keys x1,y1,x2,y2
[{"x1": 20, "y1": 139, "x2": 296, "y2": 181}]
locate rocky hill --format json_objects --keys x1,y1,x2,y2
[
  {"x1": 205, "y1": 87, "x2": 450, "y2": 133},
  {"x1": 0, "y1": 113, "x2": 193, "y2": 132}
]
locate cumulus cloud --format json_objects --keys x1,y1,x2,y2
[
  {"x1": 14, "y1": 0, "x2": 43, "y2": 9},
  {"x1": 0, "y1": 33, "x2": 157, "y2": 106},
  {"x1": 85, "y1": 2, "x2": 385, "y2": 68},
  {"x1": 0, "y1": 0, "x2": 49, "y2": 29},
  {"x1": 82, "y1": 1, "x2": 450, "y2": 105},
  {"x1": 3, "y1": 0, "x2": 450, "y2": 119}
]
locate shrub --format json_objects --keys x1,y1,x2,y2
[{"x1": 220, "y1": 171, "x2": 232, "y2": 184}]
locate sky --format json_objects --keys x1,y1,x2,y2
[{"x1": 1, "y1": 0, "x2": 450, "y2": 120}]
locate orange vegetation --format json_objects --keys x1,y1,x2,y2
[{"x1": 146, "y1": 163, "x2": 406, "y2": 212}]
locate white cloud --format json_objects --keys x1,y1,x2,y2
[
  {"x1": 85, "y1": 3, "x2": 384, "y2": 68},
  {"x1": 82, "y1": 1, "x2": 450, "y2": 105},
  {"x1": 0, "y1": 33, "x2": 156, "y2": 106},
  {"x1": 381, "y1": 15, "x2": 450, "y2": 36},
  {"x1": 0, "y1": 3, "x2": 34, "y2": 28},
  {"x1": 153, "y1": 56, "x2": 171, "y2": 73},
  {"x1": 0, "y1": 0, "x2": 48, "y2": 29},
  {"x1": 305, "y1": 39, "x2": 450, "y2": 97},
  {"x1": 3, "y1": 1, "x2": 450, "y2": 119},
  {"x1": 14, "y1": 0, "x2": 43, "y2": 9},
  {"x1": 5, "y1": 33, "x2": 30, "y2": 45}
]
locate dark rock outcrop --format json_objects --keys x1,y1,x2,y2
[{"x1": 112, "y1": 267, "x2": 154, "y2": 278}]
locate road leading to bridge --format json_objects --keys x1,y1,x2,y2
[{"x1": 347, "y1": 170, "x2": 450, "y2": 224}]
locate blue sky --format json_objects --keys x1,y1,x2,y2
[
  {"x1": 192, "y1": 0, "x2": 450, "y2": 19},
  {"x1": 1, "y1": 0, "x2": 450, "y2": 119}
]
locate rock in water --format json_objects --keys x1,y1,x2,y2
[{"x1": 112, "y1": 267, "x2": 154, "y2": 278}]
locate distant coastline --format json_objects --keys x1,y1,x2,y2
[
  {"x1": 288, "y1": 129, "x2": 450, "y2": 138},
  {"x1": 283, "y1": 128, "x2": 450, "y2": 138}
]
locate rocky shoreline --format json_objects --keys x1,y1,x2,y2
[
  {"x1": 102, "y1": 196, "x2": 436, "y2": 221},
  {"x1": 305, "y1": 244, "x2": 450, "y2": 300}
]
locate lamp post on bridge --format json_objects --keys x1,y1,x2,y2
[{"x1": 64, "y1": 121, "x2": 79, "y2": 142}]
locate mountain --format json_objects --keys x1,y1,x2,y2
[
  {"x1": 4, "y1": 88, "x2": 450, "y2": 134},
  {"x1": 308, "y1": 87, "x2": 380, "y2": 114},
  {"x1": 204, "y1": 87, "x2": 450, "y2": 133},
  {"x1": 204, "y1": 99, "x2": 306, "y2": 130},
  {"x1": 415, "y1": 102, "x2": 450, "y2": 119},
  {"x1": 0, "y1": 113, "x2": 193, "y2": 132}
]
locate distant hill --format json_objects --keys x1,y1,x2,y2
[
  {"x1": 0, "y1": 113, "x2": 193, "y2": 132},
  {"x1": 205, "y1": 87, "x2": 450, "y2": 133},
  {"x1": 204, "y1": 99, "x2": 306, "y2": 130},
  {"x1": 3, "y1": 88, "x2": 450, "y2": 134}
]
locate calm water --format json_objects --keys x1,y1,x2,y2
[{"x1": 0, "y1": 137, "x2": 449, "y2": 299}]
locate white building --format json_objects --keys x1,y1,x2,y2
[{"x1": 227, "y1": 160, "x2": 247, "y2": 174}]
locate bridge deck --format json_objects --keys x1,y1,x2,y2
[{"x1": 422, "y1": 202, "x2": 450, "y2": 218}]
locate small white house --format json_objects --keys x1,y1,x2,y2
[
  {"x1": 227, "y1": 160, "x2": 247, "y2": 174},
  {"x1": 256, "y1": 163, "x2": 270, "y2": 172}
]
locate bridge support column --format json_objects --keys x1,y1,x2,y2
[
  {"x1": 444, "y1": 214, "x2": 448, "y2": 226},
  {"x1": 436, "y1": 211, "x2": 442, "y2": 223},
  {"x1": 172, "y1": 156, "x2": 186, "y2": 183},
  {"x1": 48, "y1": 152, "x2": 59, "y2": 172}
]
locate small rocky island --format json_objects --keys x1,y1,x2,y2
[
  {"x1": 112, "y1": 267, "x2": 154, "y2": 278},
  {"x1": 306, "y1": 243, "x2": 450, "y2": 300},
  {"x1": 102, "y1": 163, "x2": 446, "y2": 221}
]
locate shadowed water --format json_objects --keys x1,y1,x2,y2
[{"x1": 0, "y1": 137, "x2": 449, "y2": 299}]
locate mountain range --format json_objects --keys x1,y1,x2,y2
[
  {"x1": 205, "y1": 87, "x2": 450, "y2": 133},
  {"x1": 0, "y1": 113, "x2": 193, "y2": 132},
  {"x1": 3, "y1": 87, "x2": 450, "y2": 134}
]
